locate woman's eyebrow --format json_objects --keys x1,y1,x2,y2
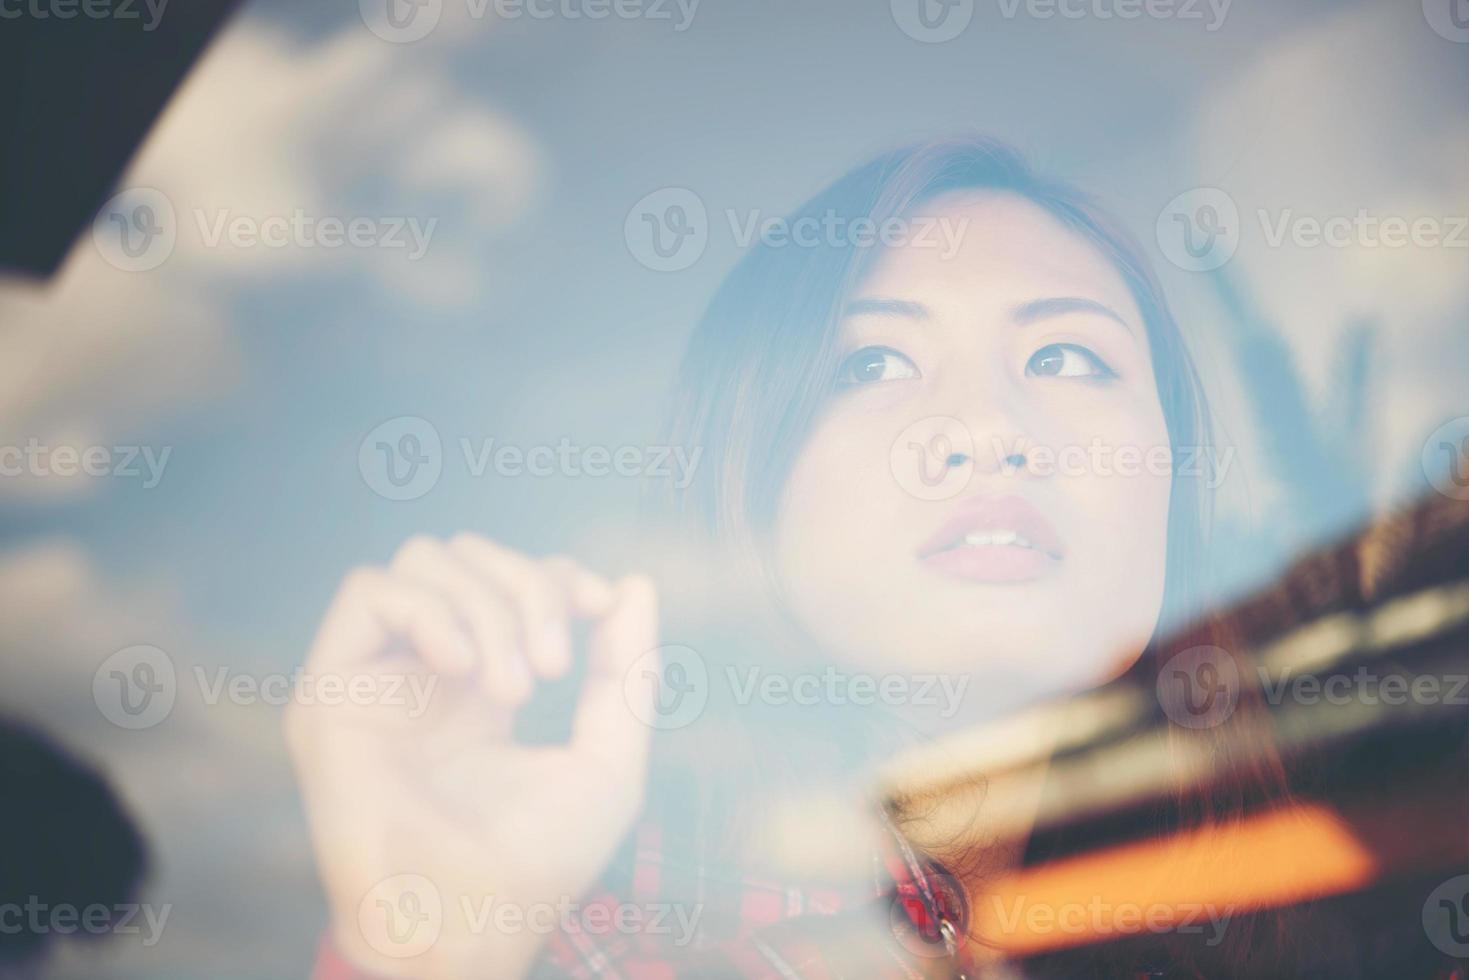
[
  {"x1": 841, "y1": 295, "x2": 1135, "y2": 336},
  {"x1": 1011, "y1": 296, "x2": 1133, "y2": 334},
  {"x1": 841, "y1": 297, "x2": 930, "y2": 320}
]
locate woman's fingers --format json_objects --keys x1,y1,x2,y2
[
  {"x1": 290, "y1": 567, "x2": 482, "y2": 744},
  {"x1": 391, "y1": 536, "x2": 533, "y2": 705},
  {"x1": 449, "y1": 534, "x2": 565, "y2": 677},
  {"x1": 308, "y1": 566, "x2": 478, "y2": 678},
  {"x1": 573, "y1": 574, "x2": 659, "y2": 780},
  {"x1": 307, "y1": 534, "x2": 639, "y2": 727},
  {"x1": 449, "y1": 536, "x2": 618, "y2": 679},
  {"x1": 541, "y1": 554, "x2": 619, "y2": 618}
]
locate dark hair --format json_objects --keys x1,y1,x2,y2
[
  {"x1": 650, "y1": 134, "x2": 1295, "y2": 975},
  {"x1": 0, "y1": 719, "x2": 147, "y2": 975},
  {"x1": 662, "y1": 134, "x2": 1212, "y2": 632}
]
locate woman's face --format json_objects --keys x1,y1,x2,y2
[{"x1": 773, "y1": 191, "x2": 1173, "y2": 718}]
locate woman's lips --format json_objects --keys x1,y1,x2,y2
[{"x1": 917, "y1": 494, "x2": 1066, "y2": 583}]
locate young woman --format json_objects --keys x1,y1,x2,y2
[{"x1": 288, "y1": 137, "x2": 1409, "y2": 978}]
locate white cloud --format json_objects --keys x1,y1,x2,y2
[
  {"x1": 131, "y1": 22, "x2": 544, "y2": 278},
  {"x1": 0, "y1": 257, "x2": 236, "y2": 502},
  {"x1": 0, "y1": 539, "x2": 316, "y2": 978},
  {"x1": 0, "y1": 17, "x2": 545, "y2": 502},
  {"x1": 1190, "y1": 2, "x2": 1469, "y2": 507}
]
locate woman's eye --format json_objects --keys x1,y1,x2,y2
[
  {"x1": 1026, "y1": 343, "x2": 1115, "y2": 380},
  {"x1": 837, "y1": 346, "x2": 920, "y2": 386}
]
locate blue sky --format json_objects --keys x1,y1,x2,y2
[{"x1": 1, "y1": 0, "x2": 1466, "y2": 974}]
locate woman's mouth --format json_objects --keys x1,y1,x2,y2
[{"x1": 917, "y1": 494, "x2": 1065, "y2": 583}]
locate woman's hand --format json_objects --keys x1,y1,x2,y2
[{"x1": 286, "y1": 534, "x2": 659, "y2": 979}]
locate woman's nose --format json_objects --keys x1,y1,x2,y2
[
  {"x1": 951, "y1": 372, "x2": 1036, "y2": 477},
  {"x1": 945, "y1": 445, "x2": 1030, "y2": 476},
  {"x1": 890, "y1": 395, "x2": 1037, "y2": 501}
]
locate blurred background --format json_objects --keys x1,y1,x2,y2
[{"x1": 1, "y1": 0, "x2": 1466, "y2": 975}]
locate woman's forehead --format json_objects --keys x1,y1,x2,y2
[{"x1": 853, "y1": 191, "x2": 1143, "y2": 327}]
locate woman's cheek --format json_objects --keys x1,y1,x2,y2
[
  {"x1": 1061, "y1": 418, "x2": 1172, "y2": 647},
  {"x1": 782, "y1": 410, "x2": 907, "y2": 543},
  {"x1": 774, "y1": 409, "x2": 918, "y2": 610},
  {"x1": 1036, "y1": 376, "x2": 1169, "y2": 462}
]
